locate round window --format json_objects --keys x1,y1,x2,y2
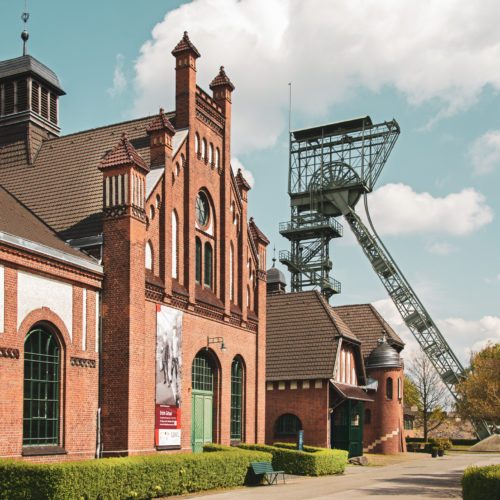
[{"x1": 196, "y1": 192, "x2": 210, "y2": 227}]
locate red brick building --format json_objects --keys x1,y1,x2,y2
[
  {"x1": 266, "y1": 269, "x2": 406, "y2": 456},
  {"x1": 0, "y1": 32, "x2": 268, "y2": 459}
]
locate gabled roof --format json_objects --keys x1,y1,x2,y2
[
  {"x1": 0, "y1": 185, "x2": 100, "y2": 272},
  {"x1": 266, "y1": 291, "x2": 358, "y2": 381},
  {"x1": 0, "y1": 113, "x2": 175, "y2": 240},
  {"x1": 333, "y1": 303, "x2": 404, "y2": 361}
]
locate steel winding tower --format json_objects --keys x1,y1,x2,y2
[{"x1": 280, "y1": 116, "x2": 491, "y2": 439}]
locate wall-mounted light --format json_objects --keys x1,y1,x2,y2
[{"x1": 206, "y1": 336, "x2": 226, "y2": 352}]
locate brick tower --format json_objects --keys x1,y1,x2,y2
[
  {"x1": 99, "y1": 134, "x2": 150, "y2": 456},
  {"x1": 363, "y1": 336, "x2": 405, "y2": 453}
]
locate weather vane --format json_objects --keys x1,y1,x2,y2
[{"x1": 21, "y1": 1, "x2": 30, "y2": 56}]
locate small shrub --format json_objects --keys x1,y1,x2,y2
[
  {"x1": 0, "y1": 448, "x2": 272, "y2": 500},
  {"x1": 462, "y1": 464, "x2": 500, "y2": 500},
  {"x1": 238, "y1": 443, "x2": 347, "y2": 476},
  {"x1": 430, "y1": 438, "x2": 452, "y2": 451}
]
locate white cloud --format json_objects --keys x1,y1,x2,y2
[
  {"x1": 425, "y1": 241, "x2": 456, "y2": 256},
  {"x1": 231, "y1": 157, "x2": 255, "y2": 188},
  {"x1": 372, "y1": 298, "x2": 500, "y2": 366},
  {"x1": 133, "y1": 0, "x2": 500, "y2": 154},
  {"x1": 364, "y1": 183, "x2": 493, "y2": 236},
  {"x1": 108, "y1": 54, "x2": 127, "y2": 97},
  {"x1": 469, "y1": 130, "x2": 500, "y2": 175}
]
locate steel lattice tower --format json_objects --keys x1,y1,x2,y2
[{"x1": 280, "y1": 116, "x2": 492, "y2": 439}]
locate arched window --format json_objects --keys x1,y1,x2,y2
[
  {"x1": 247, "y1": 285, "x2": 251, "y2": 308},
  {"x1": 192, "y1": 351, "x2": 214, "y2": 392},
  {"x1": 204, "y1": 242, "x2": 213, "y2": 288},
  {"x1": 145, "y1": 241, "x2": 153, "y2": 270},
  {"x1": 202, "y1": 138, "x2": 207, "y2": 160},
  {"x1": 275, "y1": 414, "x2": 302, "y2": 437},
  {"x1": 23, "y1": 327, "x2": 61, "y2": 446},
  {"x1": 195, "y1": 133, "x2": 200, "y2": 155},
  {"x1": 208, "y1": 143, "x2": 214, "y2": 164},
  {"x1": 230, "y1": 357, "x2": 244, "y2": 442},
  {"x1": 229, "y1": 242, "x2": 234, "y2": 301},
  {"x1": 215, "y1": 147, "x2": 220, "y2": 169},
  {"x1": 195, "y1": 192, "x2": 210, "y2": 229},
  {"x1": 195, "y1": 237, "x2": 202, "y2": 284},
  {"x1": 397, "y1": 377, "x2": 402, "y2": 400},
  {"x1": 386, "y1": 377, "x2": 393, "y2": 400},
  {"x1": 180, "y1": 153, "x2": 186, "y2": 167},
  {"x1": 172, "y1": 211, "x2": 178, "y2": 279},
  {"x1": 365, "y1": 408, "x2": 372, "y2": 425}
]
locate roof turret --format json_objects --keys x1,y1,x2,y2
[{"x1": 365, "y1": 334, "x2": 402, "y2": 369}]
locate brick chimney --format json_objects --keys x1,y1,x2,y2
[
  {"x1": 98, "y1": 133, "x2": 149, "y2": 455},
  {"x1": 172, "y1": 31, "x2": 200, "y2": 129}
]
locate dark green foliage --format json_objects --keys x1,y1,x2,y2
[
  {"x1": 429, "y1": 438, "x2": 452, "y2": 451},
  {"x1": 405, "y1": 437, "x2": 479, "y2": 446},
  {"x1": 238, "y1": 443, "x2": 347, "y2": 476},
  {"x1": 0, "y1": 448, "x2": 271, "y2": 500},
  {"x1": 462, "y1": 465, "x2": 500, "y2": 500}
]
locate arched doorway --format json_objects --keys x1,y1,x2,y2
[
  {"x1": 191, "y1": 350, "x2": 216, "y2": 452},
  {"x1": 23, "y1": 325, "x2": 61, "y2": 447}
]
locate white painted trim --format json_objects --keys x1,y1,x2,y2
[
  {"x1": 0, "y1": 265, "x2": 4, "y2": 333},
  {"x1": 95, "y1": 291, "x2": 100, "y2": 353},
  {"x1": 0, "y1": 231, "x2": 103, "y2": 274},
  {"x1": 82, "y1": 288, "x2": 87, "y2": 351}
]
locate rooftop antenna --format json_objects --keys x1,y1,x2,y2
[
  {"x1": 288, "y1": 82, "x2": 292, "y2": 133},
  {"x1": 21, "y1": 1, "x2": 30, "y2": 56}
]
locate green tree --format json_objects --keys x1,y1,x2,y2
[
  {"x1": 407, "y1": 350, "x2": 448, "y2": 441},
  {"x1": 456, "y1": 343, "x2": 500, "y2": 424},
  {"x1": 403, "y1": 375, "x2": 420, "y2": 408}
]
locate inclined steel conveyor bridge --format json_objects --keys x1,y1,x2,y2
[{"x1": 279, "y1": 116, "x2": 492, "y2": 439}]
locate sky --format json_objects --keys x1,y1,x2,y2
[{"x1": 2, "y1": 0, "x2": 499, "y2": 366}]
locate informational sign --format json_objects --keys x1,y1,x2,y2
[
  {"x1": 297, "y1": 430, "x2": 304, "y2": 451},
  {"x1": 155, "y1": 305, "x2": 183, "y2": 448}
]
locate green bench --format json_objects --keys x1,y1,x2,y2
[{"x1": 251, "y1": 461, "x2": 286, "y2": 485}]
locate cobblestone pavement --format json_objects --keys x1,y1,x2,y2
[{"x1": 183, "y1": 453, "x2": 500, "y2": 499}]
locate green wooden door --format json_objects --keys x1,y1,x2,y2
[
  {"x1": 331, "y1": 400, "x2": 364, "y2": 457},
  {"x1": 191, "y1": 352, "x2": 214, "y2": 452},
  {"x1": 191, "y1": 392, "x2": 213, "y2": 452}
]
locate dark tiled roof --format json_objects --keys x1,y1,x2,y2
[
  {"x1": 267, "y1": 291, "x2": 355, "y2": 381},
  {"x1": 331, "y1": 382, "x2": 374, "y2": 402},
  {"x1": 0, "y1": 55, "x2": 64, "y2": 94},
  {"x1": 333, "y1": 304, "x2": 404, "y2": 361},
  {"x1": 0, "y1": 114, "x2": 174, "y2": 240},
  {"x1": 209, "y1": 66, "x2": 235, "y2": 91},
  {"x1": 0, "y1": 185, "x2": 96, "y2": 264},
  {"x1": 248, "y1": 218, "x2": 270, "y2": 245},
  {"x1": 171, "y1": 31, "x2": 201, "y2": 58},
  {"x1": 147, "y1": 108, "x2": 176, "y2": 135},
  {"x1": 100, "y1": 134, "x2": 149, "y2": 173}
]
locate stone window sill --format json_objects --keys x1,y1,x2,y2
[{"x1": 22, "y1": 446, "x2": 67, "y2": 457}]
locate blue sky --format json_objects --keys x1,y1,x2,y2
[{"x1": 2, "y1": 0, "x2": 499, "y2": 363}]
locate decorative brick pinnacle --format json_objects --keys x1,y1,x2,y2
[
  {"x1": 147, "y1": 108, "x2": 176, "y2": 135},
  {"x1": 172, "y1": 31, "x2": 201, "y2": 58},
  {"x1": 236, "y1": 168, "x2": 251, "y2": 191},
  {"x1": 210, "y1": 65, "x2": 235, "y2": 91},
  {"x1": 99, "y1": 134, "x2": 149, "y2": 172}
]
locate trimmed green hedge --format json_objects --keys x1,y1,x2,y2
[
  {"x1": 462, "y1": 465, "x2": 500, "y2": 500},
  {"x1": 238, "y1": 443, "x2": 347, "y2": 476},
  {"x1": 406, "y1": 437, "x2": 479, "y2": 446},
  {"x1": 0, "y1": 448, "x2": 272, "y2": 500}
]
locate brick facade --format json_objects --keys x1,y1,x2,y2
[{"x1": 0, "y1": 32, "x2": 268, "y2": 460}]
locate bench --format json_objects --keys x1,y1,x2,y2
[{"x1": 250, "y1": 461, "x2": 286, "y2": 485}]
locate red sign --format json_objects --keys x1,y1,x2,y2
[{"x1": 155, "y1": 404, "x2": 181, "y2": 447}]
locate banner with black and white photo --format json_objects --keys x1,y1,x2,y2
[{"x1": 155, "y1": 305, "x2": 183, "y2": 448}]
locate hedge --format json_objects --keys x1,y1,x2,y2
[
  {"x1": 0, "y1": 448, "x2": 271, "y2": 500},
  {"x1": 462, "y1": 465, "x2": 500, "y2": 500},
  {"x1": 238, "y1": 443, "x2": 348, "y2": 476},
  {"x1": 405, "y1": 437, "x2": 479, "y2": 446}
]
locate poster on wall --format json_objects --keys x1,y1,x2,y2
[{"x1": 155, "y1": 305, "x2": 183, "y2": 448}]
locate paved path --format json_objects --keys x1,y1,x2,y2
[{"x1": 184, "y1": 453, "x2": 500, "y2": 499}]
